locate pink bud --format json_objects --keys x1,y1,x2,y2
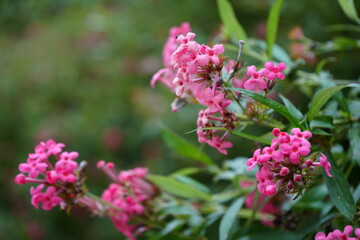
[
  {"x1": 279, "y1": 167, "x2": 289, "y2": 176},
  {"x1": 14, "y1": 174, "x2": 26, "y2": 184},
  {"x1": 272, "y1": 128, "x2": 281, "y2": 136},
  {"x1": 96, "y1": 160, "x2": 105, "y2": 169},
  {"x1": 293, "y1": 174, "x2": 302, "y2": 182},
  {"x1": 106, "y1": 162, "x2": 115, "y2": 168}
]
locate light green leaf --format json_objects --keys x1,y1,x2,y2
[
  {"x1": 279, "y1": 94, "x2": 304, "y2": 120},
  {"x1": 147, "y1": 175, "x2": 211, "y2": 201},
  {"x1": 307, "y1": 84, "x2": 360, "y2": 121},
  {"x1": 349, "y1": 123, "x2": 360, "y2": 166},
  {"x1": 323, "y1": 154, "x2": 356, "y2": 220},
  {"x1": 338, "y1": 0, "x2": 360, "y2": 24},
  {"x1": 219, "y1": 197, "x2": 245, "y2": 240},
  {"x1": 173, "y1": 175, "x2": 212, "y2": 194},
  {"x1": 217, "y1": 0, "x2": 247, "y2": 41},
  {"x1": 162, "y1": 127, "x2": 215, "y2": 166},
  {"x1": 266, "y1": 0, "x2": 284, "y2": 58},
  {"x1": 227, "y1": 88, "x2": 302, "y2": 128}
]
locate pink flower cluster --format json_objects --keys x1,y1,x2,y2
[
  {"x1": 243, "y1": 62, "x2": 286, "y2": 92},
  {"x1": 152, "y1": 23, "x2": 289, "y2": 154},
  {"x1": 97, "y1": 161, "x2": 157, "y2": 240},
  {"x1": 14, "y1": 139, "x2": 80, "y2": 210},
  {"x1": 315, "y1": 225, "x2": 360, "y2": 240},
  {"x1": 246, "y1": 128, "x2": 332, "y2": 196}
]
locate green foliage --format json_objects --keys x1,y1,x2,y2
[
  {"x1": 338, "y1": 0, "x2": 360, "y2": 24},
  {"x1": 266, "y1": 0, "x2": 284, "y2": 58},
  {"x1": 161, "y1": 127, "x2": 216, "y2": 166},
  {"x1": 323, "y1": 154, "x2": 356, "y2": 220},
  {"x1": 307, "y1": 84, "x2": 360, "y2": 122},
  {"x1": 219, "y1": 197, "x2": 245, "y2": 240},
  {"x1": 228, "y1": 88, "x2": 302, "y2": 128},
  {"x1": 147, "y1": 175, "x2": 212, "y2": 201},
  {"x1": 217, "y1": 0, "x2": 247, "y2": 41}
]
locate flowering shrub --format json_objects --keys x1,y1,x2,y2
[{"x1": 14, "y1": 0, "x2": 360, "y2": 239}]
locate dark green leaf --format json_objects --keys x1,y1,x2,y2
[
  {"x1": 323, "y1": 153, "x2": 356, "y2": 220},
  {"x1": 237, "y1": 230, "x2": 299, "y2": 240},
  {"x1": 338, "y1": 0, "x2": 360, "y2": 24},
  {"x1": 266, "y1": 0, "x2": 284, "y2": 58},
  {"x1": 219, "y1": 197, "x2": 245, "y2": 240},
  {"x1": 307, "y1": 84, "x2": 360, "y2": 122},
  {"x1": 279, "y1": 94, "x2": 304, "y2": 120},
  {"x1": 217, "y1": 0, "x2": 247, "y2": 41},
  {"x1": 311, "y1": 128, "x2": 333, "y2": 136},
  {"x1": 162, "y1": 127, "x2": 215, "y2": 166},
  {"x1": 147, "y1": 175, "x2": 211, "y2": 201},
  {"x1": 228, "y1": 129, "x2": 272, "y2": 145},
  {"x1": 227, "y1": 88, "x2": 302, "y2": 128},
  {"x1": 310, "y1": 115, "x2": 334, "y2": 129}
]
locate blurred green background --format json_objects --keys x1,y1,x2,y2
[{"x1": 0, "y1": 0, "x2": 359, "y2": 239}]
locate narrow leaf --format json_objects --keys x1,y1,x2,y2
[
  {"x1": 147, "y1": 175, "x2": 211, "y2": 201},
  {"x1": 217, "y1": 0, "x2": 247, "y2": 41},
  {"x1": 266, "y1": 0, "x2": 284, "y2": 57},
  {"x1": 228, "y1": 129, "x2": 272, "y2": 145},
  {"x1": 219, "y1": 197, "x2": 245, "y2": 240},
  {"x1": 279, "y1": 94, "x2": 304, "y2": 120},
  {"x1": 227, "y1": 88, "x2": 302, "y2": 128},
  {"x1": 338, "y1": 0, "x2": 360, "y2": 24},
  {"x1": 202, "y1": 126, "x2": 271, "y2": 145},
  {"x1": 162, "y1": 127, "x2": 215, "y2": 166},
  {"x1": 307, "y1": 84, "x2": 360, "y2": 121},
  {"x1": 323, "y1": 153, "x2": 356, "y2": 220},
  {"x1": 349, "y1": 123, "x2": 360, "y2": 166}
]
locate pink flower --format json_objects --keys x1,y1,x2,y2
[
  {"x1": 244, "y1": 65, "x2": 268, "y2": 92},
  {"x1": 19, "y1": 160, "x2": 48, "y2": 179},
  {"x1": 196, "y1": 88, "x2": 227, "y2": 113},
  {"x1": 246, "y1": 149, "x2": 261, "y2": 170},
  {"x1": 315, "y1": 225, "x2": 360, "y2": 240},
  {"x1": 206, "y1": 135, "x2": 233, "y2": 155},
  {"x1": 30, "y1": 184, "x2": 62, "y2": 210},
  {"x1": 264, "y1": 62, "x2": 286, "y2": 80}
]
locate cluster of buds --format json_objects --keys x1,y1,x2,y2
[
  {"x1": 14, "y1": 139, "x2": 83, "y2": 210},
  {"x1": 315, "y1": 225, "x2": 360, "y2": 240},
  {"x1": 97, "y1": 161, "x2": 158, "y2": 240},
  {"x1": 152, "y1": 23, "x2": 288, "y2": 154},
  {"x1": 246, "y1": 128, "x2": 332, "y2": 197}
]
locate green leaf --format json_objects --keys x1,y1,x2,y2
[
  {"x1": 266, "y1": 0, "x2": 284, "y2": 58},
  {"x1": 147, "y1": 175, "x2": 211, "y2": 201},
  {"x1": 228, "y1": 129, "x2": 272, "y2": 145},
  {"x1": 227, "y1": 88, "x2": 302, "y2": 128},
  {"x1": 173, "y1": 175, "x2": 212, "y2": 194},
  {"x1": 338, "y1": 0, "x2": 360, "y2": 24},
  {"x1": 279, "y1": 94, "x2": 304, "y2": 121},
  {"x1": 307, "y1": 84, "x2": 360, "y2": 122},
  {"x1": 162, "y1": 127, "x2": 215, "y2": 166},
  {"x1": 310, "y1": 115, "x2": 334, "y2": 129},
  {"x1": 202, "y1": 126, "x2": 272, "y2": 145},
  {"x1": 219, "y1": 197, "x2": 245, "y2": 240},
  {"x1": 323, "y1": 153, "x2": 356, "y2": 220},
  {"x1": 349, "y1": 123, "x2": 360, "y2": 166},
  {"x1": 217, "y1": 0, "x2": 247, "y2": 41}
]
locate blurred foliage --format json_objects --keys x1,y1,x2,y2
[{"x1": 0, "y1": 0, "x2": 359, "y2": 239}]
